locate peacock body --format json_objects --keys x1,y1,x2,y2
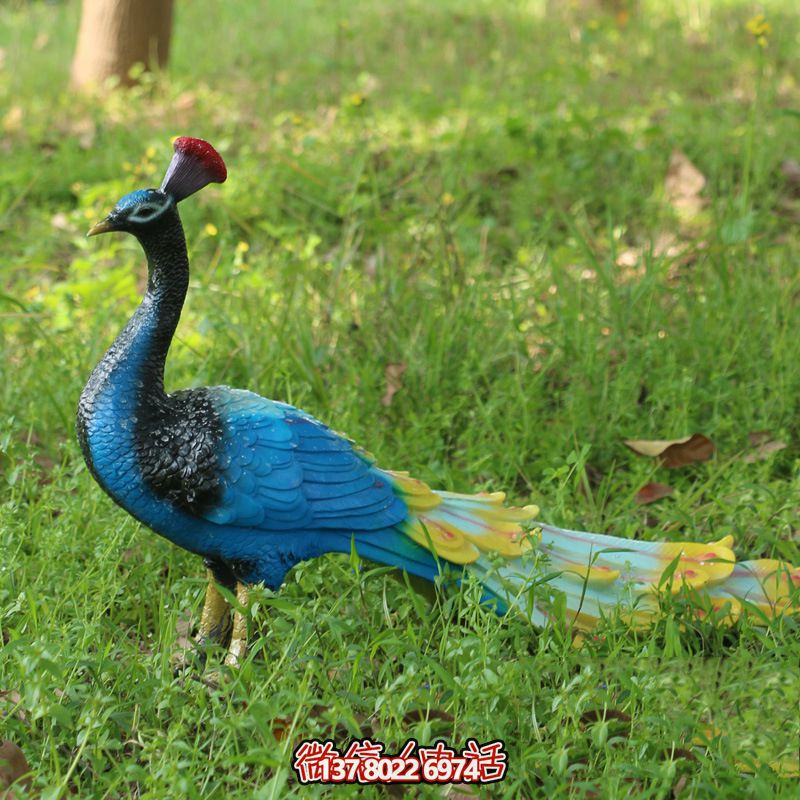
[{"x1": 78, "y1": 138, "x2": 799, "y2": 662}]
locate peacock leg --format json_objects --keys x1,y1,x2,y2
[
  {"x1": 196, "y1": 568, "x2": 233, "y2": 647},
  {"x1": 172, "y1": 561, "x2": 235, "y2": 673},
  {"x1": 224, "y1": 582, "x2": 249, "y2": 668}
]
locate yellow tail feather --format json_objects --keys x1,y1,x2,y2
[{"x1": 386, "y1": 470, "x2": 799, "y2": 630}]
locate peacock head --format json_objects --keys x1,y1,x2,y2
[
  {"x1": 88, "y1": 188, "x2": 175, "y2": 236},
  {"x1": 89, "y1": 137, "x2": 227, "y2": 238}
]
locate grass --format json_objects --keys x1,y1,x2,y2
[{"x1": 1, "y1": 0, "x2": 799, "y2": 796}]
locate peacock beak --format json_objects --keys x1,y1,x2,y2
[{"x1": 87, "y1": 217, "x2": 117, "y2": 236}]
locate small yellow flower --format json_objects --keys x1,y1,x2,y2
[
  {"x1": 236, "y1": 241, "x2": 250, "y2": 254},
  {"x1": 745, "y1": 13, "x2": 771, "y2": 47},
  {"x1": 204, "y1": 223, "x2": 218, "y2": 236},
  {"x1": 145, "y1": 146, "x2": 156, "y2": 158},
  {"x1": 441, "y1": 192, "x2": 455, "y2": 206},
  {"x1": 349, "y1": 92, "x2": 365, "y2": 107}
]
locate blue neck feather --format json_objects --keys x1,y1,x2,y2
[{"x1": 76, "y1": 209, "x2": 190, "y2": 515}]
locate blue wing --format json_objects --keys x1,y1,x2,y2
[{"x1": 200, "y1": 388, "x2": 407, "y2": 533}]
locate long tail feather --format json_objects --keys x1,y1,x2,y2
[
  {"x1": 711, "y1": 558, "x2": 800, "y2": 619},
  {"x1": 387, "y1": 470, "x2": 800, "y2": 631}
]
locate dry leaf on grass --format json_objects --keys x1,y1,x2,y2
[
  {"x1": 439, "y1": 785, "x2": 480, "y2": 799},
  {"x1": 0, "y1": 740, "x2": 32, "y2": 795},
  {"x1": 781, "y1": 159, "x2": 800, "y2": 195},
  {"x1": 50, "y1": 212, "x2": 74, "y2": 232},
  {"x1": 748, "y1": 431, "x2": 772, "y2": 446},
  {"x1": 743, "y1": 431, "x2": 788, "y2": 463},
  {"x1": 615, "y1": 233, "x2": 705, "y2": 285},
  {"x1": 672, "y1": 773, "x2": 689, "y2": 797},
  {"x1": 635, "y1": 482, "x2": 674, "y2": 505},
  {"x1": 665, "y1": 149, "x2": 706, "y2": 217},
  {"x1": 3, "y1": 106, "x2": 23, "y2": 133},
  {"x1": 774, "y1": 197, "x2": 800, "y2": 223},
  {"x1": 624, "y1": 434, "x2": 714, "y2": 468},
  {"x1": 615, "y1": 248, "x2": 640, "y2": 269},
  {"x1": 381, "y1": 362, "x2": 407, "y2": 407},
  {"x1": 272, "y1": 703, "x2": 371, "y2": 744},
  {"x1": 401, "y1": 708, "x2": 455, "y2": 728},
  {"x1": 174, "y1": 614, "x2": 193, "y2": 649},
  {"x1": 0, "y1": 690, "x2": 25, "y2": 722},
  {"x1": 61, "y1": 116, "x2": 96, "y2": 150},
  {"x1": 692, "y1": 726, "x2": 799, "y2": 777},
  {"x1": 169, "y1": 613, "x2": 196, "y2": 672},
  {"x1": 579, "y1": 709, "x2": 632, "y2": 726}
]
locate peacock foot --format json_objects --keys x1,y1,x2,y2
[
  {"x1": 192, "y1": 583, "x2": 251, "y2": 688},
  {"x1": 197, "y1": 573, "x2": 235, "y2": 648},
  {"x1": 223, "y1": 582, "x2": 249, "y2": 668},
  {"x1": 171, "y1": 568, "x2": 234, "y2": 674}
]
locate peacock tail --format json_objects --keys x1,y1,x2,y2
[{"x1": 387, "y1": 471, "x2": 800, "y2": 630}]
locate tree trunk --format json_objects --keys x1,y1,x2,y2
[{"x1": 71, "y1": 0, "x2": 175, "y2": 89}]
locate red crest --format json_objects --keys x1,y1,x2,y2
[{"x1": 160, "y1": 137, "x2": 227, "y2": 201}]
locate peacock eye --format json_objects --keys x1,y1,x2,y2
[{"x1": 132, "y1": 203, "x2": 161, "y2": 222}]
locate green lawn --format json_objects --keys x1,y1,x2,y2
[{"x1": 1, "y1": 0, "x2": 799, "y2": 796}]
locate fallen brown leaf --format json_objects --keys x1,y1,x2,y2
[
  {"x1": 401, "y1": 708, "x2": 455, "y2": 728},
  {"x1": 381, "y1": 362, "x2": 407, "y2": 407},
  {"x1": 273, "y1": 703, "x2": 370, "y2": 743},
  {"x1": 579, "y1": 709, "x2": 632, "y2": 726},
  {"x1": 169, "y1": 613, "x2": 195, "y2": 672},
  {"x1": 0, "y1": 740, "x2": 32, "y2": 795},
  {"x1": 439, "y1": 786, "x2": 479, "y2": 799},
  {"x1": 624, "y1": 434, "x2": 714, "y2": 468},
  {"x1": 50, "y1": 212, "x2": 73, "y2": 232},
  {"x1": 0, "y1": 691, "x2": 25, "y2": 722},
  {"x1": 653, "y1": 231, "x2": 680, "y2": 258},
  {"x1": 781, "y1": 159, "x2": 800, "y2": 195},
  {"x1": 3, "y1": 106, "x2": 22, "y2": 134},
  {"x1": 65, "y1": 116, "x2": 96, "y2": 150},
  {"x1": 782, "y1": 202, "x2": 800, "y2": 224},
  {"x1": 743, "y1": 435, "x2": 788, "y2": 463},
  {"x1": 672, "y1": 774, "x2": 689, "y2": 797},
  {"x1": 748, "y1": 431, "x2": 771, "y2": 446},
  {"x1": 175, "y1": 91, "x2": 197, "y2": 113},
  {"x1": 664, "y1": 747, "x2": 697, "y2": 762},
  {"x1": 665, "y1": 149, "x2": 706, "y2": 217},
  {"x1": 635, "y1": 482, "x2": 674, "y2": 505},
  {"x1": 615, "y1": 248, "x2": 640, "y2": 269}
]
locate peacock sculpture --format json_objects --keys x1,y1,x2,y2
[{"x1": 78, "y1": 138, "x2": 799, "y2": 666}]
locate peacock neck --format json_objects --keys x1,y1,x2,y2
[
  {"x1": 77, "y1": 209, "x2": 189, "y2": 469},
  {"x1": 130, "y1": 211, "x2": 190, "y2": 395}
]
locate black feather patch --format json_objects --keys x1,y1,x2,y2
[{"x1": 135, "y1": 388, "x2": 224, "y2": 515}]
